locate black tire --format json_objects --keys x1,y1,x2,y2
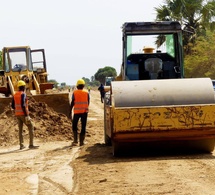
[
  {"x1": 104, "y1": 95, "x2": 112, "y2": 146},
  {"x1": 112, "y1": 141, "x2": 120, "y2": 156},
  {"x1": 105, "y1": 134, "x2": 112, "y2": 146},
  {"x1": 198, "y1": 138, "x2": 215, "y2": 153},
  {"x1": 185, "y1": 138, "x2": 215, "y2": 153},
  {"x1": 5, "y1": 93, "x2": 10, "y2": 97}
]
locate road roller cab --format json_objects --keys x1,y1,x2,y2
[{"x1": 104, "y1": 21, "x2": 215, "y2": 156}]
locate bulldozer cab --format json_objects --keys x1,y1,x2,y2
[
  {"x1": 122, "y1": 21, "x2": 184, "y2": 81},
  {"x1": 31, "y1": 49, "x2": 48, "y2": 83},
  {"x1": 1, "y1": 46, "x2": 53, "y2": 96},
  {"x1": 0, "y1": 46, "x2": 70, "y2": 116},
  {"x1": 3, "y1": 46, "x2": 33, "y2": 75}
]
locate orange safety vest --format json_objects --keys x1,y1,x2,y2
[
  {"x1": 73, "y1": 90, "x2": 89, "y2": 114},
  {"x1": 14, "y1": 91, "x2": 29, "y2": 116}
]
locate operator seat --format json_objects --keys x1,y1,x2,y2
[{"x1": 144, "y1": 58, "x2": 162, "y2": 79}]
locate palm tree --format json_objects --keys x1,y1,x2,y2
[{"x1": 155, "y1": 0, "x2": 215, "y2": 54}]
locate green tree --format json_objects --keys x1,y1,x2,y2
[
  {"x1": 92, "y1": 80, "x2": 100, "y2": 86},
  {"x1": 82, "y1": 77, "x2": 90, "y2": 85},
  {"x1": 94, "y1": 66, "x2": 117, "y2": 84},
  {"x1": 48, "y1": 79, "x2": 58, "y2": 88},
  {"x1": 82, "y1": 77, "x2": 99, "y2": 87},
  {"x1": 155, "y1": 0, "x2": 215, "y2": 54},
  {"x1": 184, "y1": 31, "x2": 215, "y2": 78},
  {"x1": 91, "y1": 76, "x2": 95, "y2": 82}
]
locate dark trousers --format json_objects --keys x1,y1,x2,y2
[
  {"x1": 72, "y1": 112, "x2": 88, "y2": 136},
  {"x1": 100, "y1": 92, "x2": 105, "y2": 103}
]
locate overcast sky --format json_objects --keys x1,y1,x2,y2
[{"x1": 0, "y1": 0, "x2": 163, "y2": 85}]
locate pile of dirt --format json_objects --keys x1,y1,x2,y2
[{"x1": 0, "y1": 97, "x2": 73, "y2": 147}]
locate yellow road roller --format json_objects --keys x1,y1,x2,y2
[{"x1": 104, "y1": 21, "x2": 215, "y2": 155}]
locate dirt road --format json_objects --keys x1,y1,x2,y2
[{"x1": 1, "y1": 90, "x2": 215, "y2": 195}]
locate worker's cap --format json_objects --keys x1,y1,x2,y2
[
  {"x1": 17, "y1": 80, "x2": 26, "y2": 87},
  {"x1": 76, "y1": 79, "x2": 85, "y2": 86}
]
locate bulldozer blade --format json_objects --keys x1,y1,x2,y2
[
  {"x1": 32, "y1": 93, "x2": 70, "y2": 116},
  {"x1": 0, "y1": 93, "x2": 70, "y2": 116}
]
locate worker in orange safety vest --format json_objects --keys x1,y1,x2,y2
[
  {"x1": 11, "y1": 80, "x2": 39, "y2": 150},
  {"x1": 69, "y1": 79, "x2": 90, "y2": 146}
]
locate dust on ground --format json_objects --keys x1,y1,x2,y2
[{"x1": 1, "y1": 90, "x2": 215, "y2": 195}]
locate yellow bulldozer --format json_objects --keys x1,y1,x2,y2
[
  {"x1": 104, "y1": 21, "x2": 215, "y2": 156},
  {"x1": 0, "y1": 46, "x2": 69, "y2": 115}
]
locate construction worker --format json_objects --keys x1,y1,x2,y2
[
  {"x1": 87, "y1": 85, "x2": 91, "y2": 93},
  {"x1": 11, "y1": 80, "x2": 39, "y2": 150},
  {"x1": 98, "y1": 83, "x2": 105, "y2": 103},
  {"x1": 69, "y1": 79, "x2": 90, "y2": 146}
]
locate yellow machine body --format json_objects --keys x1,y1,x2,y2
[
  {"x1": 103, "y1": 21, "x2": 215, "y2": 155},
  {"x1": 105, "y1": 78, "x2": 215, "y2": 155},
  {"x1": 112, "y1": 104, "x2": 215, "y2": 140},
  {"x1": 0, "y1": 46, "x2": 70, "y2": 116}
]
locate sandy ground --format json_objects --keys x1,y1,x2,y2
[{"x1": 1, "y1": 90, "x2": 215, "y2": 195}]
